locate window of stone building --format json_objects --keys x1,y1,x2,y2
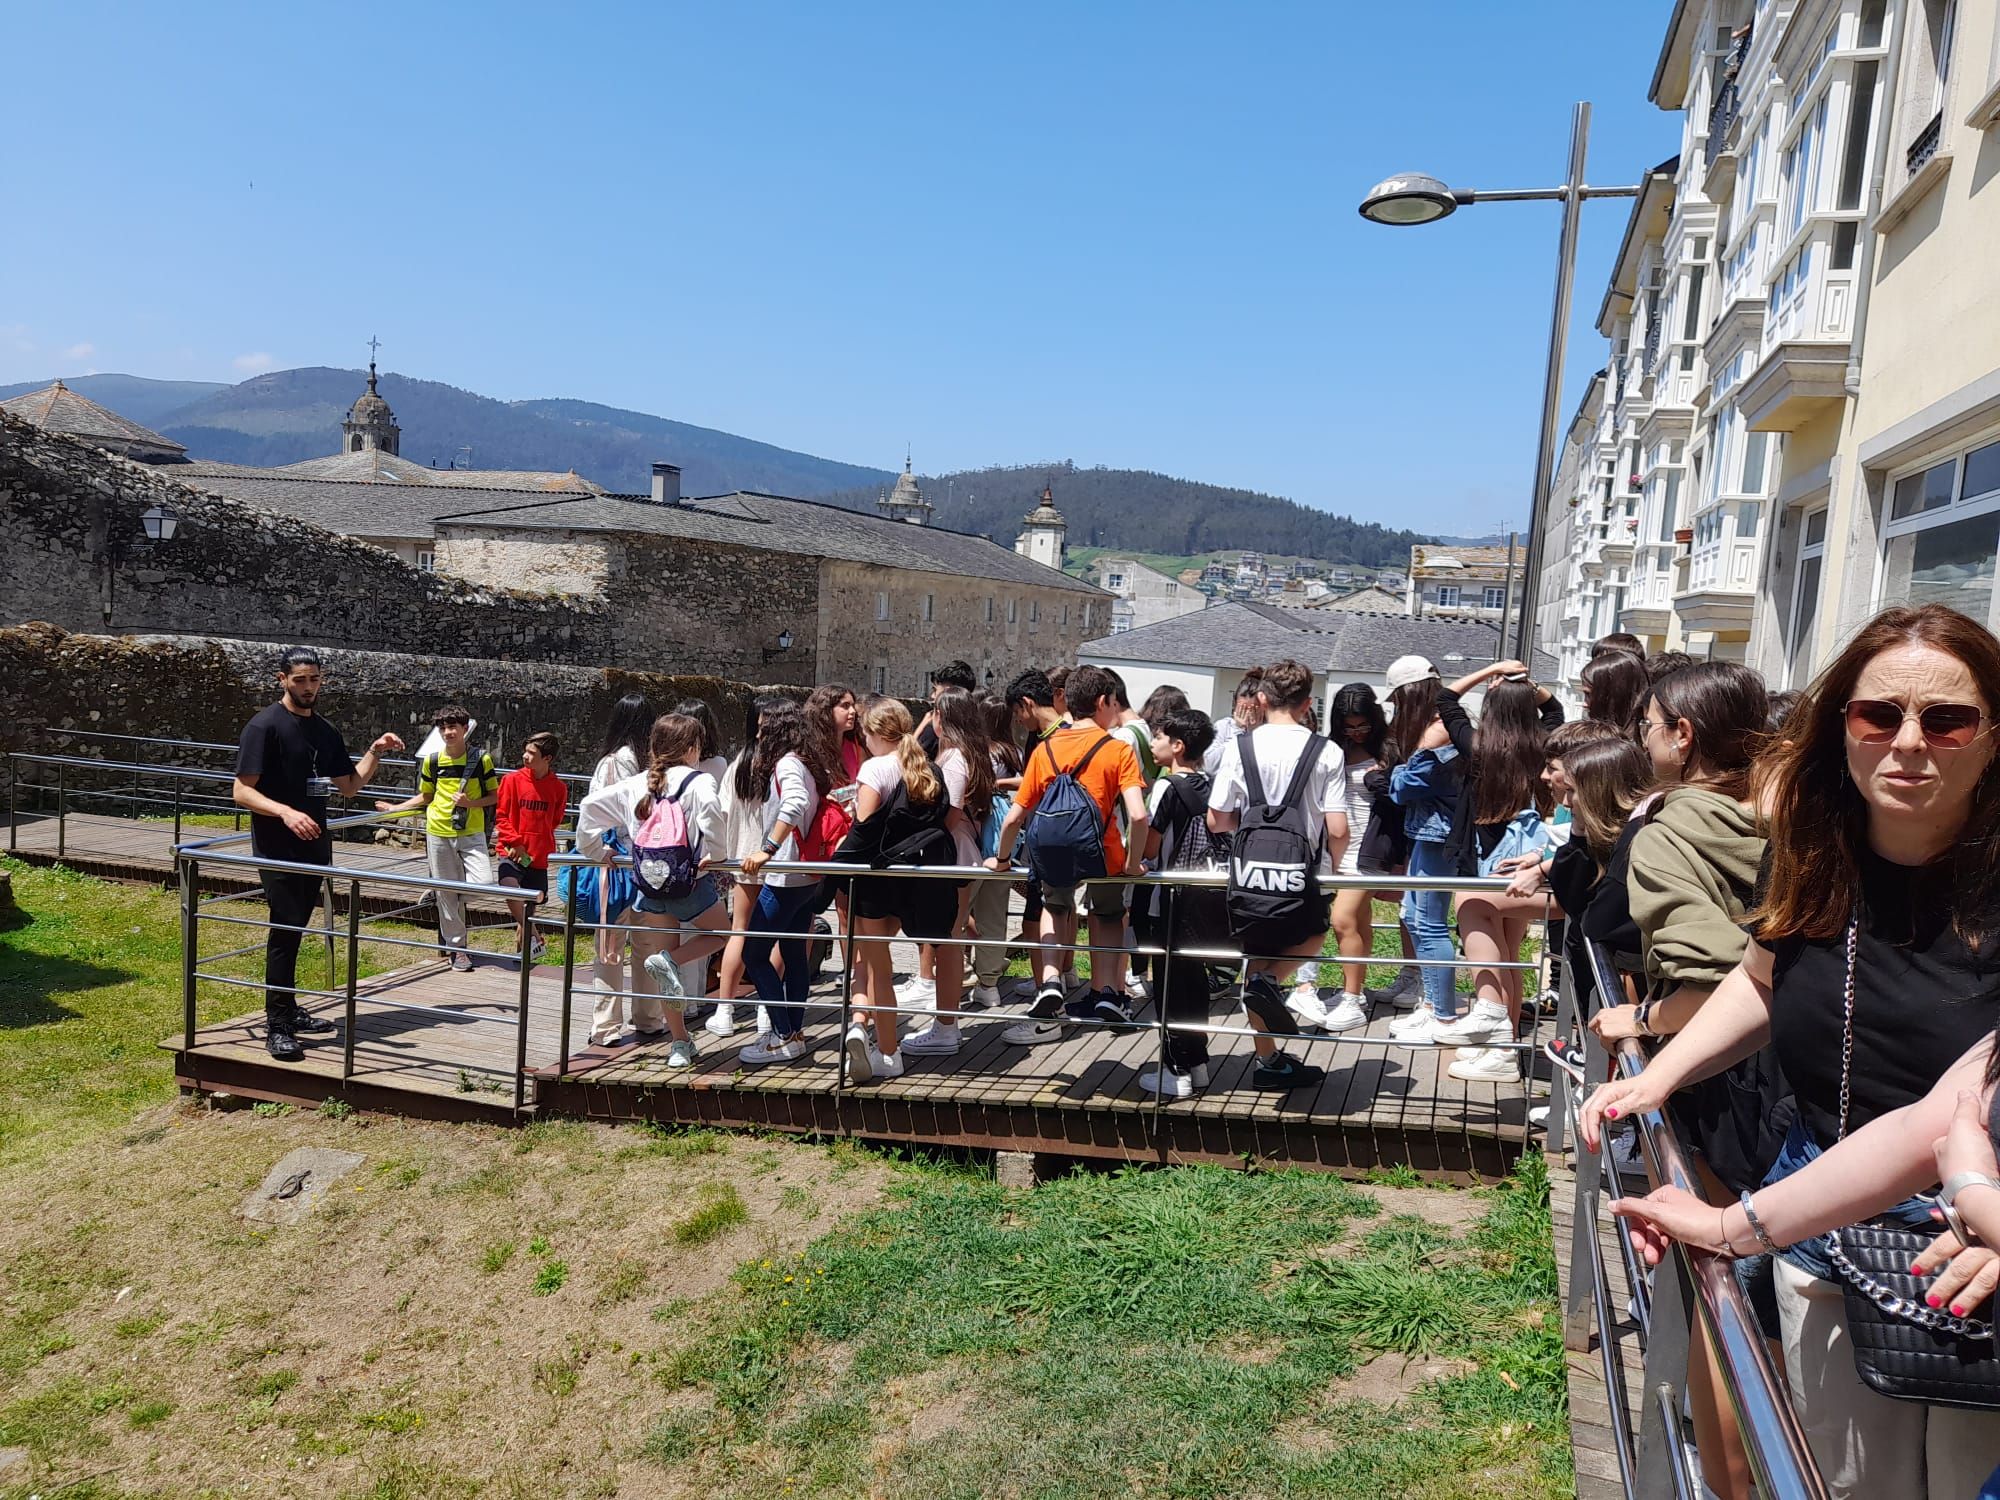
[
  {"x1": 924, "y1": 593, "x2": 935, "y2": 622},
  {"x1": 1482, "y1": 585, "x2": 1505, "y2": 610},
  {"x1": 1106, "y1": 572, "x2": 1126, "y2": 589},
  {"x1": 1029, "y1": 600, "x2": 1039, "y2": 623},
  {"x1": 1008, "y1": 598, "x2": 1018, "y2": 624},
  {"x1": 416, "y1": 551, "x2": 436, "y2": 572},
  {"x1": 872, "y1": 662, "x2": 887, "y2": 694},
  {"x1": 1436, "y1": 584, "x2": 1461, "y2": 609},
  {"x1": 876, "y1": 591, "x2": 891, "y2": 621},
  {"x1": 1062, "y1": 604, "x2": 1070, "y2": 627},
  {"x1": 985, "y1": 596, "x2": 995, "y2": 622}
]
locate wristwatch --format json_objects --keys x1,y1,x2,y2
[{"x1": 1939, "y1": 1171, "x2": 2000, "y2": 1245}]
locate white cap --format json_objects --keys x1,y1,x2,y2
[{"x1": 1384, "y1": 655, "x2": 1439, "y2": 691}]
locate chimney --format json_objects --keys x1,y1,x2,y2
[{"x1": 650, "y1": 461, "x2": 682, "y2": 506}]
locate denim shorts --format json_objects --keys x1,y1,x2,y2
[{"x1": 632, "y1": 874, "x2": 720, "y2": 922}]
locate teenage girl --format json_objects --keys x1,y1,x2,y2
[
  {"x1": 736, "y1": 699, "x2": 836, "y2": 1065},
  {"x1": 706, "y1": 696, "x2": 779, "y2": 1039},
  {"x1": 931, "y1": 688, "x2": 995, "y2": 1030},
  {"x1": 1322, "y1": 683, "x2": 1416, "y2": 1033}
]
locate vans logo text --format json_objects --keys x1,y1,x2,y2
[{"x1": 1231, "y1": 858, "x2": 1307, "y2": 893}]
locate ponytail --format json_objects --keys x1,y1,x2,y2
[{"x1": 861, "y1": 699, "x2": 941, "y2": 804}]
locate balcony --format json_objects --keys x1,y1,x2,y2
[
  {"x1": 1600, "y1": 517, "x2": 1638, "y2": 565},
  {"x1": 1740, "y1": 341, "x2": 1849, "y2": 432},
  {"x1": 1673, "y1": 586, "x2": 1755, "y2": 634},
  {"x1": 1907, "y1": 110, "x2": 1944, "y2": 175}
]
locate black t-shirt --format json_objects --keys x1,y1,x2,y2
[
  {"x1": 917, "y1": 721, "x2": 940, "y2": 759},
  {"x1": 235, "y1": 702, "x2": 356, "y2": 865},
  {"x1": 1765, "y1": 850, "x2": 2000, "y2": 1145}
]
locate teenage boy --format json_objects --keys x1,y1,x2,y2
[
  {"x1": 1137, "y1": 707, "x2": 1221, "y2": 1097},
  {"x1": 1097, "y1": 667, "x2": 1158, "y2": 999},
  {"x1": 1203, "y1": 671, "x2": 1265, "y2": 774},
  {"x1": 375, "y1": 707, "x2": 500, "y2": 971},
  {"x1": 1207, "y1": 658, "x2": 1349, "y2": 1091},
  {"x1": 494, "y1": 732, "x2": 567, "y2": 962},
  {"x1": 986, "y1": 664, "x2": 1150, "y2": 1043},
  {"x1": 233, "y1": 646, "x2": 405, "y2": 1061}
]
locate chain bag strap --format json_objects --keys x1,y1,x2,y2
[{"x1": 1824, "y1": 909, "x2": 2000, "y2": 1408}]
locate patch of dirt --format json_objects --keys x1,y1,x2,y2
[
  {"x1": 1314, "y1": 1183, "x2": 1490, "y2": 1259},
  {"x1": 1214, "y1": 1333, "x2": 1284, "y2": 1365},
  {"x1": 0, "y1": 1104, "x2": 891, "y2": 1499},
  {"x1": 1327, "y1": 1350, "x2": 1477, "y2": 1405}
]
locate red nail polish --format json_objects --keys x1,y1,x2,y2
[
  {"x1": 1606, "y1": 1107, "x2": 1619, "y2": 1118},
  {"x1": 1912, "y1": 1262, "x2": 1926, "y2": 1275},
  {"x1": 1927, "y1": 1293, "x2": 1943, "y2": 1307},
  {"x1": 1952, "y1": 1305, "x2": 1967, "y2": 1317}
]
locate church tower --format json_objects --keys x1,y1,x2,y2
[
  {"x1": 876, "y1": 453, "x2": 934, "y2": 526},
  {"x1": 1014, "y1": 483, "x2": 1067, "y2": 569},
  {"x1": 341, "y1": 344, "x2": 400, "y2": 456}
]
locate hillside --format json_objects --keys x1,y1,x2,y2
[
  {"x1": 147, "y1": 368, "x2": 894, "y2": 498},
  {"x1": 0, "y1": 373, "x2": 227, "y2": 430},
  {"x1": 820, "y1": 461, "x2": 1432, "y2": 569}
]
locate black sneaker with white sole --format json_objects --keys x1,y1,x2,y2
[
  {"x1": 283, "y1": 1008, "x2": 337, "y2": 1037},
  {"x1": 1250, "y1": 1051, "x2": 1324, "y2": 1091},
  {"x1": 1542, "y1": 1037, "x2": 1588, "y2": 1086},
  {"x1": 1091, "y1": 990, "x2": 1134, "y2": 1025}
]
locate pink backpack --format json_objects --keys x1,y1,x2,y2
[{"x1": 631, "y1": 780, "x2": 698, "y2": 902}]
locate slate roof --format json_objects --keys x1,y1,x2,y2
[
  {"x1": 175, "y1": 471, "x2": 581, "y2": 541},
  {"x1": 0, "y1": 380, "x2": 185, "y2": 456},
  {"x1": 178, "y1": 450, "x2": 601, "y2": 493},
  {"x1": 436, "y1": 491, "x2": 1104, "y2": 594},
  {"x1": 1084, "y1": 602, "x2": 1558, "y2": 678}
]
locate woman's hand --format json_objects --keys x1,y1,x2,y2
[
  {"x1": 1578, "y1": 1070, "x2": 1668, "y2": 1152},
  {"x1": 1914, "y1": 1231, "x2": 2000, "y2": 1317},
  {"x1": 1935, "y1": 1089, "x2": 2000, "y2": 1185},
  {"x1": 1503, "y1": 857, "x2": 1547, "y2": 899},
  {"x1": 1589, "y1": 1004, "x2": 1647, "y2": 1044},
  {"x1": 740, "y1": 850, "x2": 770, "y2": 878},
  {"x1": 1610, "y1": 1184, "x2": 1732, "y2": 1265}
]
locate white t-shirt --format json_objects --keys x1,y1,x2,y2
[
  {"x1": 1337, "y1": 753, "x2": 1376, "y2": 876},
  {"x1": 935, "y1": 747, "x2": 982, "y2": 866},
  {"x1": 1210, "y1": 723, "x2": 1349, "y2": 877},
  {"x1": 589, "y1": 746, "x2": 640, "y2": 796}
]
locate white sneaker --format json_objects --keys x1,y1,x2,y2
[
  {"x1": 895, "y1": 976, "x2": 937, "y2": 1009},
  {"x1": 1448, "y1": 1046, "x2": 1520, "y2": 1084},
  {"x1": 1432, "y1": 1000, "x2": 1512, "y2": 1047},
  {"x1": 1002, "y1": 1016, "x2": 1068, "y2": 1046},
  {"x1": 1323, "y1": 994, "x2": 1369, "y2": 1033},
  {"x1": 740, "y1": 1031, "x2": 807, "y2": 1066},
  {"x1": 755, "y1": 1005, "x2": 772, "y2": 1035},
  {"x1": 1529, "y1": 1104, "x2": 1551, "y2": 1126},
  {"x1": 1388, "y1": 1008, "x2": 1457, "y2": 1044},
  {"x1": 870, "y1": 1044, "x2": 906, "y2": 1080},
  {"x1": 843, "y1": 1024, "x2": 874, "y2": 1083},
  {"x1": 704, "y1": 1004, "x2": 739, "y2": 1037},
  {"x1": 1126, "y1": 973, "x2": 1151, "y2": 1004},
  {"x1": 1286, "y1": 984, "x2": 1330, "y2": 1029},
  {"x1": 642, "y1": 952, "x2": 687, "y2": 998},
  {"x1": 666, "y1": 1037, "x2": 698, "y2": 1068},
  {"x1": 902, "y1": 1021, "x2": 961, "y2": 1056},
  {"x1": 966, "y1": 985, "x2": 1002, "y2": 1011},
  {"x1": 1139, "y1": 1062, "x2": 1210, "y2": 1098}
]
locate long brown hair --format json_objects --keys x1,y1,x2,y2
[
  {"x1": 935, "y1": 687, "x2": 996, "y2": 822},
  {"x1": 1580, "y1": 649, "x2": 1648, "y2": 732},
  {"x1": 640, "y1": 713, "x2": 704, "y2": 814},
  {"x1": 804, "y1": 682, "x2": 860, "y2": 775},
  {"x1": 1753, "y1": 604, "x2": 2000, "y2": 944},
  {"x1": 861, "y1": 698, "x2": 942, "y2": 805},
  {"x1": 749, "y1": 697, "x2": 838, "y2": 798},
  {"x1": 1384, "y1": 678, "x2": 1440, "y2": 767},
  {"x1": 1643, "y1": 662, "x2": 1768, "y2": 803},
  {"x1": 1472, "y1": 680, "x2": 1554, "y2": 824},
  {"x1": 1564, "y1": 737, "x2": 1654, "y2": 859}
]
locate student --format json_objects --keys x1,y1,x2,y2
[
  {"x1": 927, "y1": 687, "x2": 994, "y2": 1031},
  {"x1": 592, "y1": 694, "x2": 655, "y2": 793},
  {"x1": 985, "y1": 665, "x2": 1150, "y2": 1043},
  {"x1": 374, "y1": 706, "x2": 501, "y2": 972},
  {"x1": 736, "y1": 699, "x2": 837, "y2": 1065},
  {"x1": 1203, "y1": 672, "x2": 1265, "y2": 774},
  {"x1": 231, "y1": 646, "x2": 404, "y2": 1061},
  {"x1": 494, "y1": 731, "x2": 567, "y2": 961},
  {"x1": 1591, "y1": 631, "x2": 1646, "y2": 660},
  {"x1": 967, "y1": 688, "x2": 1026, "y2": 1010},
  {"x1": 1046, "y1": 665, "x2": 1073, "y2": 725},
  {"x1": 575, "y1": 714, "x2": 727, "y2": 1065},
  {"x1": 1579, "y1": 649, "x2": 1649, "y2": 734},
  {"x1": 1381, "y1": 656, "x2": 1456, "y2": 1030},
  {"x1": 1318, "y1": 683, "x2": 1409, "y2": 1034},
  {"x1": 839, "y1": 699, "x2": 968, "y2": 1078},
  {"x1": 1137, "y1": 706, "x2": 1221, "y2": 1097},
  {"x1": 917, "y1": 660, "x2": 977, "y2": 758},
  {"x1": 805, "y1": 683, "x2": 865, "y2": 786},
  {"x1": 671, "y1": 698, "x2": 729, "y2": 784},
  {"x1": 706, "y1": 696, "x2": 781, "y2": 1039},
  {"x1": 1099, "y1": 667, "x2": 1160, "y2": 997},
  {"x1": 1208, "y1": 658, "x2": 1347, "y2": 1092}
]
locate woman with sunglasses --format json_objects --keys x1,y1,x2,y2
[{"x1": 1581, "y1": 605, "x2": 2000, "y2": 1497}]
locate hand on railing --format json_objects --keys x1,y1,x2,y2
[
  {"x1": 1609, "y1": 1184, "x2": 1735, "y2": 1265},
  {"x1": 1577, "y1": 1067, "x2": 1671, "y2": 1153}
]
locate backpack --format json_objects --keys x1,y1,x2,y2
[
  {"x1": 1226, "y1": 731, "x2": 1329, "y2": 948},
  {"x1": 1021, "y1": 735, "x2": 1114, "y2": 887},
  {"x1": 797, "y1": 794, "x2": 853, "y2": 863},
  {"x1": 1157, "y1": 771, "x2": 1232, "y2": 947},
  {"x1": 1476, "y1": 805, "x2": 1553, "y2": 878},
  {"x1": 631, "y1": 778, "x2": 699, "y2": 902},
  {"x1": 424, "y1": 747, "x2": 491, "y2": 807}
]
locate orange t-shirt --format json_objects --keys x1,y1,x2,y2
[{"x1": 1013, "y1": 723, "x2": 1143, "y2": 874}]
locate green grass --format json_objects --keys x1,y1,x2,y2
[
  {"x1": 673, "y1": 1183, "x2": 749, "y2": 1246},
  {"x1": 636, "y1": 1153, "x2": 1570, "y2": 1498}
]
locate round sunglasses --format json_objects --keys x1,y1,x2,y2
[{"x1": 1844, "y1": 698, "x2": 1992, "y2": 749}]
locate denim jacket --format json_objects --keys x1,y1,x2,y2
[{"x1": 1388, "y1": 743, "x2": 1459, "y2": 844}]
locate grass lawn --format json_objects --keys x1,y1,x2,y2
[{"x1": 0, "y1": 858, "x2": 1569, "y2": 1499}]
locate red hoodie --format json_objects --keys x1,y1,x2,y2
[{"x1": 494, "y1": 767, "x2": 567, "y2": 868}]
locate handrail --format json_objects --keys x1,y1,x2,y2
[
  {"x1": 22, "y1": 731, "x2": 593, "y2": 789},
  {"x1": 1558, "y1": 937, "x2": 1828, "y2": 1500}
]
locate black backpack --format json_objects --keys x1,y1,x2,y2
[
  {"x1": 1225, "y1": 731, "x2": 1329, "y2": 951},
  {"x1": 1156, "y1": 771, "x2": 1232, "y2": 948}
]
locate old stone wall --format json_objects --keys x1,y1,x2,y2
[
  {"x1": 0, "y1": 413, "x2": 612, "y2": 661},
  {"x1": 0, "y1": 623, "x2": 797, "y2": 772},
  {"x1": 815, "y1": 559, "x2": 1103, "y2": 697}
]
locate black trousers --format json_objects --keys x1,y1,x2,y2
[{"x1": 260, "y1": 870, "x2": 327, "y2": 1017}]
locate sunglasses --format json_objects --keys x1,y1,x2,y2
[{"x1": 1844, "y1": 699, "x2": 1991, "y2": 749}]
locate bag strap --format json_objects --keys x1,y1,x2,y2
[
  {"x1": 1238, "y1": 730, "x2": 1266, "y2": 814},
  {"x1": 1065, "y1": 734, "x2": 1114, "y2": 782},
  {"x1": 1278, "y1": 733, "x2": 1328, "y2": 814}
]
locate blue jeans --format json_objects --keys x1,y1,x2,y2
[
  {"x1": 1400, "y1": 840, "x2": 1457, "y2": 1019},
  {"x1": 742, "y1": 880, "x2": 822, "y2": 1037}
]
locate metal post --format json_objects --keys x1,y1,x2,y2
[
  {"x1": 6, "y1": 755, "x2": 16, "y2": 853},
  {"x1": 1151, "y1": 885, "x2": 1177, "y2": 1154},
  {"x1": 171, "y1": 781, "x2": 184, "y2": 854},
  {"x1": 1635, "y1": 1246, "x2": 1698, "y2": 1500},
  {"x1": 319, "y1": 876, "x2": 339, "y2": 992},
  {"x1": 1495, "y1": 530, "x2": 1519, "y2": 660},
  {"x1": 342, "y1": 878, "x2": 362, "y2": 1084},
  {"x1": 555, "y1": 883, "x2": 579, "y2": 1080},
  {"x1": 180, "y1": 855, "x2": 199, "y2": 1055},
  {"x1": 833, "y1": 873, "x2": 859, "y2": 1125},
  {"x1": 1548, "y1": 946, "x2": 1577, "y2": 1155},
  {"x1": 513, "y1": 899, "x2": 535, "y2": 1115},
  {"x1": 1513, "y1": 101, "x2": 1592, "y2": 663},
  {"x1": 57, "y1": 761, "x2": 67, "y2": 859}
]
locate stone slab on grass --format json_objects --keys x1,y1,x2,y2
[{"x1": 236, "y1": 1146, "x2": 366, "y2": 1226}]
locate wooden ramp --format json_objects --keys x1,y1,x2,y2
[
  {"x1": 168, "y1": 959, "x2": 1542, "y2": 1181},
  {"x1": 1550, "y1": 1152, "x2": 1647, "y2": 1499},
  {"x1": 10, "y1": 810, "x2": 430, "y2": 892}
]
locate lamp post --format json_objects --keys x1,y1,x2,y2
[
  {"x1": 1360, "y1": 101, "x2": 1640, "y2": 663},
  {"x1": 97, "y1": 502, "x2": 184, "y2": 628},
  {"x1": 760, "y1": 628, "x2": 795, "y2": 664}
]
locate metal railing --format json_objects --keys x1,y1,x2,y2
[{"x1": 1549, "y1": 935, "x2": 1827, "y2": 1500}]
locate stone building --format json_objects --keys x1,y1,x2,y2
[
  {"x1": 1014, "y1": 484, "x2": 1068, "y2": 569},
  {"x1": 1086, "y1": 556, "x2": 1207, "y2": 634},
  {"x1": 0, "y1": 380, "x2": 188, "y2": 464},
  {"x1": 1404, "y1": 543, "x2": 1526, "y2": 622}
]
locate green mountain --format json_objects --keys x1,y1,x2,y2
[
  {"x1": 819, "y1": 462, "x2": 1431, "y2": 569},
  {"x1": 0, "y1": 374, "x2": 228, "y2": 430}
]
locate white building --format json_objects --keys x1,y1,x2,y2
[{"x1": 1013, "y1": 484, "x2": 1067, "y2": 570}]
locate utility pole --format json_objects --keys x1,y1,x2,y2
[{"x1": 1495, "y1": 529, "x2": 1519, "y2": 662}]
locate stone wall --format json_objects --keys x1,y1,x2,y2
[
  {"x1": 0, "y1": 623, "x2": 797, "y2": 772},
  {"x1": 0, "y1": 413, "x2": 612, "y2": 661}
]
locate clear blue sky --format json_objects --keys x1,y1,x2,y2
[{"x1": 2, "y1": 1, "x2": 1676, "y2": 536}]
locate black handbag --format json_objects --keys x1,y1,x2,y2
[{"x1": 1824, "y1": 914, "x2": 2000, "y2": 1408}]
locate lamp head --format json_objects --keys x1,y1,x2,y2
[
  {"x1": 1359, "y1": 172, "x2": 1462, "y2": 226},
  {"x1": 776, "y1": 629, "x2": 794, "y2": 652},
  {"x1": 140, "y1": 504, "x2": 179, "y2": 543}
]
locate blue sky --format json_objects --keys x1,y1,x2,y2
[{"x1": 1, "y1": 2, "x2": 1676, "y2": 535}]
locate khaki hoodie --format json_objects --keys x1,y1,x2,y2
[{"x1": 1626, "y1": 785, "x2": 1767, "y2": 990}]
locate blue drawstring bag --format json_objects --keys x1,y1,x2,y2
[{"x1": 557, "y1": 829, "x2": 638, "y2": 924}]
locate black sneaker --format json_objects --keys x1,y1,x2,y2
[
  {"x1": 285, "y1": 1008, "x2": 337, "y2": 1037},
  {"x1": 1091, "y1": 990, "x2": 1134, "y2": 1026},
  {"x1": 1542, "y1": 1036, "x2": 1588, "y2": 1087},
  {"x1": 1063, "y1": 991, "x2": 1103, "y2": 1022},
  {"x1": 1250, "y1": 1051, "x2": 1325, "y2": 1092},
  {"x1": 265, "y1": 1021, "x2": 304, "y2": 1063},
  {"x1": 1028, "y1": 983, "x2": 1066, "y2": 1019}
]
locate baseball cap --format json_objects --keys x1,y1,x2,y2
[{"x1": 1384, "y1": 655, "x2": 1440, "y2": 691}]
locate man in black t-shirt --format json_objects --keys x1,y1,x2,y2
[{"x1": 232, "y1": 647, "x2": 404, "y2": 1060}]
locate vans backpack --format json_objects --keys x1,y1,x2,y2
[
  {"x1": 1226, "y1": 731, "x2": 1329, "y2": 949},
  {"x1": 631, "y1": 780, "x2": 699, "y2": 902},
  {"x1": 1021, "y1": 734, "x2": 1114, "y2": 887}
]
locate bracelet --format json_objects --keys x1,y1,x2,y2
[
  {"x1": 1634, "y1": 998, "x2": 1659, "y2": 1038},
  {"x1": 760, "y1": 837, "x2": 780, "y2": 855},
  {"x1": 1739, "y1": 1191, "x2": 1780, "y2": 1253}
]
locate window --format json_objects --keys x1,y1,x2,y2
[
  {"x1": 1061, "y1": 603, "x2": 1069, "y2": 627},
  {"x1": 1836, "y1": 61, "x2": 1882, "y2": 210},
  {"x1": 1882, "y1": 436, "x2": 2000, "y2": 631},
  {"x1": 1164, "y1": 581, "x2": 1177, "y2": 595},
  {"x1": 1481, "y1": 585, "x2": 1506, "y2": 610},
  {"x1": 1741, "y1": 430, "x2": 1771, "y2": 495},
  {"x1": 1781, "y1": 98, "x2": 1828, "y2": 237},
  {"x1": 1659, "y1": 470, "x2": 1684, "y2": 541},
  {"x1": 875, "y1": 591, "x2": 890, "y2": 621},
  {"x1": 871, "y1": 663, "x2": 887, "y2": 694},
  {"x1": 985, "y1": 596, "x2": 995, "y2": 623},
  {"x1": 415, "y1": 550, "x2": 436, "y2": 572},
  {"x1": 1008, "y1": 598, "x2": 1018, "y2": 624},
  {"x1": 1435, "y1": 584, "x2": 1461, "y2": 608},
  {"x1": 923, "y1": 593, "x2": 935, "y2": 623},
  {"x1": 1029, "y1": 600, "x2": 1039, "y2": 623},
  {"x1": 1105, "y1": 572, "x2": 1126, "y2": 590}
]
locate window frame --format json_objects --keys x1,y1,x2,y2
[
  {"x1": 1434, "y1": 584, "x2": 1461, "y2": 609},
  {"x1": 875, "y1": 591, "x2": 891, "y2": 621}
]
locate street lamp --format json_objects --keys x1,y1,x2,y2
[
  {"x1": 1359, "y1": 102, "x2": 1640, "y2": 663},
  {"x1": 761, "y1": 628, "x2": 795, "y2": 663},
  {"x1": 97, "y1": 501, "x2": 185, "y2": 628}
]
